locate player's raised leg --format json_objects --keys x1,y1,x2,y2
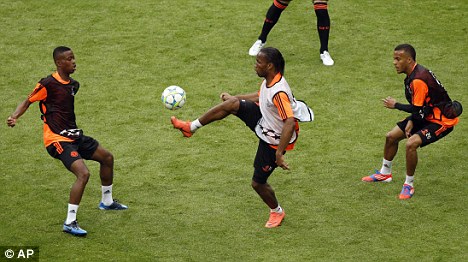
[{"x1": 171, "y1": 96, "x2": 240, "y2": 137}]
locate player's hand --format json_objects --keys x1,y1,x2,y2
[
  {"x1": 405, "y1": 120, "x2": 413, "y2": 138},
  {"x1": 275, "y1": 154, "x2": 290, "y2": 170},
  {"x1": 6, "y1": 116, "x2": 17, "y2": 127},
  {"x1": 220, "y1": 92, "x2": 232, "y2": 101},
  {"x1": 382, "y1": 96, "x2": 397, "y2": 109}
]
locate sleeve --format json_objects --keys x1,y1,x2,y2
[
  {"x1": 272, "y1": 92, "x2": 294, "y2": 120},
  {"x1": 410, "y1": 79, "x2": 428, "y2": 121},
  {"x1": 28, "y1": 83, "x2": 47, "y2": 103},
  {"x1": 395, "y1": 103, "x2": 413, "y2": 113},
  {"x1": 411, "y1": 79, "x2": 428, "y2": 107}
]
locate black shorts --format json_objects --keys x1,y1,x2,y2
[
  {"x1": 397, "y1": 117, "x2": 453, "y2": 147},
  {"x1": 236, "y1": 99, "x2": 281, "y2": 184},
  {"x1": 252, "y1": 140, "x2": 280, "y2": 184},
  {"x1": 235, "y1": 99, "x2": 262, "y2": 132},
  {"x1": 46, "y1": 135, "x2": 99, "y2": 170}
]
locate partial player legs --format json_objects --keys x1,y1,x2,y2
[
  {"x1": 314, "y1": 0, "x2": 334, "y2": 65},
  {"x1": 363, "y1": 125, "x2": 421, "y2": 199},
  {"x1": 249, "y1": 0, "x2": 288, "y2": 56}
]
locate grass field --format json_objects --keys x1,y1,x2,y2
[{"x1": 0, "y1": 0, "x2": 467, "y2": 261}]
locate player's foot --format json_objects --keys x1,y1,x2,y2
[
  {"x1": 98, "y1": 199, "x2": 128, "y2": 210},
  {"x1": 320, "y1": 51, "x2": 334, "y2": 66},
  {"x1": 362, "y1": 170, "x2": 393, "y2": 183},
  {"x1": 265, "y1": 211, "x2": 285, "y2": 228},
  {"x1": 171, "y1": 116, "x2": 193, "y2": 137},
  {"x1": 63, "y1": 220, "x2": 87, "y2": 237},
  {"x1": 249, "y1": 40, "x2": 265, "y2": 56},
  {"x1": 399, "y1": 184, "x2": 414, "y2": 200}
]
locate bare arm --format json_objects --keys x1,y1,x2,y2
[
  {"x1": 6, "y1": 98, "x2": 32, "y2": 127},
  {"x1": 220, "y1": 92, "x2": 259, "y2": 103},
  {"x1": 275, "y1": 117, "x2": 296, "y2": 170}
]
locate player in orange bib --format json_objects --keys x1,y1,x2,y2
[
  {"x1": 362, "y1": 44, "x2": 460, "y2": 199},
  {"x1": 6, "y1": 46, "x2": 128, "y2": 236},
  {"x1": 171, "y1": 47, "x2": 313, "y2": 228}
]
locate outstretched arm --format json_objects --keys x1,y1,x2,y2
[
  {"x1": 220, "y1": 92, "x2": 259, "y2": 103},
  {"x1": 7, "y1": 98, "x2": 32, "y2": 127}
]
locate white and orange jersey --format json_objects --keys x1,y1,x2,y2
[{"x1": 256, "y1": 73, "x2": 312, "y2": 150}]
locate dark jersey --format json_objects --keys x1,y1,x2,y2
[
  {"x1": 28, "y1": 72, "x2": 80, "y2": 146},
  {"x1": 404, "y1": 64, "x2": 450, "y2": 107},
  {"x1": 403, "y1": 64, "x2": 458, "y2": 127}
]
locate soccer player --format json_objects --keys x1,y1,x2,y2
[
  {"x1": 248, "y1": 0, "x2": 334, "y2": 66},
  {"x1": 6, "y1": 46, "x2": 128, "y2": 237},
  {"x1": 171, "y1": 47, "x2": 313, "y2": 228},
  {"x1": 362, "y1": 44, "x2": 460, "y2": 199}
]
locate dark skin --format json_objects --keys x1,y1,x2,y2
[
  {"x1": 6, "y1": 50, "x2": 114, "y2": 205},
  {"x1": 377, "y1": 49, "x2": 423, "y2": 177},
  {"x1": 193, "y1": 51, "x2": 295, "y2": 209}
]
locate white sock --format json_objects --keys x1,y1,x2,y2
[
  {"x1": 101, "y1": 185, "x2": 113, "y2": 206},
  {"x1": 380, "y1": 159, "x2": 392, "y2": 174},
  {"x1": 405, "y1": 175, "x2": 414, "y2": 187},
  {"x1": 270, "y1": 205, "x2": 283, "y2": 214},
  {"x1": 190, "y1": 119, "x2": 203, "y2": 132},
  {"x1": 66, "y1": 204, "x2": 79, "y2": 225}
]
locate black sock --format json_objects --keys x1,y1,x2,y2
[
  {"x1": 259, "y1": 0, "x2": 288, "y2": 43},
  {"x1": 314, "y1": 3, "x2": 330, "y2": 54}
]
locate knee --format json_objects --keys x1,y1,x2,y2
[
  {"x1": 97, "y1": 150, "x2": 114, "y2": 167},
  {"x1": 76, "y1": 170, "x2": 90, "y2": 184},
  {"x1": 406, "y1": 137, "x2": 421, "y2": 151},
  {"x1": 70, "y1": 160, "x2": 90, "y2": 183},
  {"x1": 222, "y1": 97, "x2": 240, "y2": 112},
  {"x1": 103, "y1": 152, "x2": 114, "y2": 166},
  {"x1": 251, "y1": 180, "x2": 261, "y2": 190},
  {"x1": 385, "y1": 131, "x2": 399, "y2": 144}
]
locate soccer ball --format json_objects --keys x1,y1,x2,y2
[{"x1": 161, "y1": 85, "x2": 186, "y2": 110}]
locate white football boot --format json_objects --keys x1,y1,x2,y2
[
  {"x1": 248, "y1": 40, "x2": 265, "y2": 56},
  {"x1": 320, "y1": 51, "x2": 334, "y2": 66}
]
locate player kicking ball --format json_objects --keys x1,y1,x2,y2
[
  {"x1": 6, "y1": 46, "x2": 128, "y2": 237},
  {"x1": 171, "y1": 47, "x2": 313, "y2": 228}
]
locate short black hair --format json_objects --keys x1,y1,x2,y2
[
  {"x1": 394, "y1": 44, "x2": 416, "y2": 61},
  {"x1": 53, "y1": 46, "x2": 71, "y2": 61},
  {"x1": 259, "y1": 47, "x2": 285, "y2": 75}
]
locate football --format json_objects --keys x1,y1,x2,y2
[{"x1": 161, "y1": 85, "x2": 186, "y2": 110}]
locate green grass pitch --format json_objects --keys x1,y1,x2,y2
[{"x1": 0, "y1": 0, "x2": 467, "y2": 261}]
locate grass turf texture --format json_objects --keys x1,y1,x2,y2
[{"x1": 0, "y1": 0, "x2": 467, "y2": 261}]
